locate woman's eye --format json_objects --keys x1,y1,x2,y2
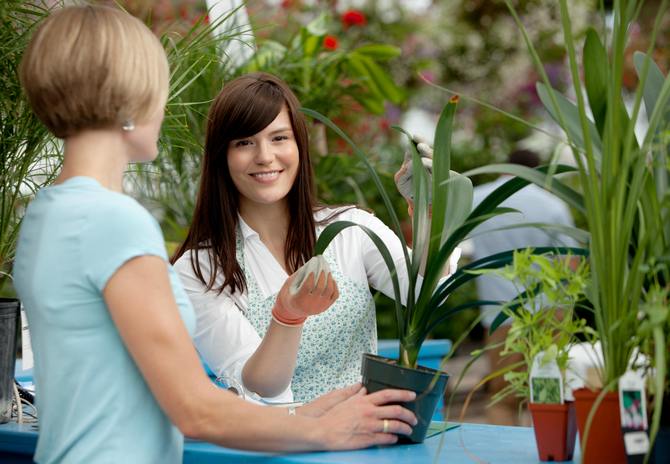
[
  {"x1": 234, "y1": 140, "x2": 251, "y2": 147},
  {"x1": 273, "y1": 135, "x2": 289, "y2": 142}
]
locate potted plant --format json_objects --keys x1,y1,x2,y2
[
  {"x1": 473, "y1": 248, "x2": 591, "y2": 461},
  {"x1": 459, "y1": 1, "x2": 670, "y2": 461},
  {"x1": 304, "y1": 94, "x2": 586, "y2": 442}
]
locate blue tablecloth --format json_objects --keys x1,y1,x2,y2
[{"x1": 0, "y1": 420, "x2": 576, "y2": 463}]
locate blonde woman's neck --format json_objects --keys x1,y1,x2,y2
[{"x1": 58, "y1": 129, "x2": 130, "y2": 192}]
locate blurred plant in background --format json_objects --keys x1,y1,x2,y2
[{"x1": 0, "y1": 1, "x2": 62, "y2": 297}]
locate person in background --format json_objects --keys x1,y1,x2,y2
[
  {"x1": 172, "y1": 73, "x2": 460, "y2": 404},
  {"x1": 470, "y1": 148, "x2": 577, "y2": 425},
  {"x1": 13, "y1": 6, "x2": 416, "y2": 463}
]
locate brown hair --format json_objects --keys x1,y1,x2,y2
[
  {"x1": 172, "y1": 73, "x2": 317, "y2": 295},
  {"x1": 19, "y1": 5, "x2": 169, "y2": 138}
]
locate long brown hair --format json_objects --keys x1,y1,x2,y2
[{"x1": 171, "y1": 73, "x2": 317, "y2": 295}]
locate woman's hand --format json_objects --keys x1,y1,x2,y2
[
  {"x1": 298, "y1": 383, "x2": 363, "y2": 418},
  {"x1": 272, "y1": 256, "x2": 339, "y2": 326},
  {"x1": 394, "y1": 137, "x2": 434, "y2": 213},
  {"x1": 314, "y1": 385, "x2": 418, "y2": 450}
]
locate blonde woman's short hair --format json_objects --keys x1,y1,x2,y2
[{"x1": 20, "y1": 5, "x2": 169, "y2": 138}]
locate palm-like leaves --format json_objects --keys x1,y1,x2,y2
[
  {"x1": 0, "y1": 2, "x2": 62, "y2": 289},
  {"x1": 307, "y1": 99, "x2": 587, "y2": 368}
]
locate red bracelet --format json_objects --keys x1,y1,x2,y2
[{"x1": 271, "y1": 304, "x2": 306, "y2": 326}]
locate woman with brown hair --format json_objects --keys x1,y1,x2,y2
[
  {"x1": 173, "y1": 72, "x2": 460, "y2": 404},
  {"x1": 14, "y1": 6, "x2": 416, "y2": 462}
]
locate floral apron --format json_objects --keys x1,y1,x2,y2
[{"x1": 237, "y1": 232, "x2": 376, "y2": 403}]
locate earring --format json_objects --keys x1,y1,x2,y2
[{"x1": 122, "y1": 120, "x2": 135, "y2": 132}]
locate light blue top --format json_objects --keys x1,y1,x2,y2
[{"x1": 13, "y1": 177, "x2": 196, "y2": 464}]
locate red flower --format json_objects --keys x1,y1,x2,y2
[
  {"x1": 323, "y1": 35, "x2": 339, "y2": 51},
  {"x1": 281, "y1": 0, "x2": 293, "y2": 7},
  {"x1": 342, "y1": 10, "x2": 366, "y2": 28}
]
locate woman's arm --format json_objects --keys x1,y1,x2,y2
[
  {"x1": 175, "y1": 254, "x2": 335, "y2": 399},
  {"x1": 105, "y1": 255, "x2": 411, "y2": 450}
]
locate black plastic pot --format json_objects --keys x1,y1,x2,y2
[
  {"x1": 361, "y1": 353, "x2": 449, "y2": 443},
  {"x1": 0, "y1": 298, "x2": 20, "y2": 424}
]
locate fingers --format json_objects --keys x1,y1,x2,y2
[
  {"x1": 325, "y1": 273, "x2": 338, "y2": 300},
  {"x1": 366, "y1": 388, "x2": 416, "y2": 406},
  {"x1": 313, "y1": 270, "x2": 327, "y2": 294},
  {"x1": 377, "y1": 418, "x2": 414, "y2": 436},
  {"x1": 373, "y1": 405, "x2": 417, "y2": 427},
  {"x1": 324, "y1": 383, "x2": 363, "y2": 404}
]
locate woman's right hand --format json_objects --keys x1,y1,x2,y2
[
  {"x1": 272, "y1": 256, "x2": 339, "y2": 326},
  {"x1": 315, "y1": 385, "x2": 418, "y2": 450}
]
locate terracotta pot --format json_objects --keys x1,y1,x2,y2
[
  {"x1": 361, "y1": 353, "x2": 449, "y2": 443},
  {"x1": 573, "y1": 388, "x2": 626, "y2": 464},
  {"x1": 529, "y1": 401, "x2": 577, "y2": 461}
]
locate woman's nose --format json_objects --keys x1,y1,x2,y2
[{"x1": 254, "y1": 140, "x2": 274, "y2": 165}]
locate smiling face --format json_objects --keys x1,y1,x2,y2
[{"x1": 227, "y1": 106, "x2": 299, "y2": 212}]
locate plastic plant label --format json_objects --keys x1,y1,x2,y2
[
  {"x1": 619, "y1": 370, "x2": 650, "y2": 458},
  {"x1": 529, "y1": 350, "x2": 563, "y2": 404},
  {"x1": 623, "y1": 432, "x2": 650, "y2": 455},
  {"x1": 619, "y1": 370, "x2": 648, "y2": 431},
  {"x1": 20, "y1": 305, "x2": 34, "y2": 371}
]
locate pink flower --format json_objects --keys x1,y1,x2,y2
[
  {"x1": 323, "y1": 35, "x2": 339, "y2": 51},
  {"x1": 342, "y1": 10, "x2": 366, "y2": 28}
]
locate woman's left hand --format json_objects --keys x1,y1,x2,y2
[{"x1": 297, "y1": 383, "x2": 363, "y2": 418}]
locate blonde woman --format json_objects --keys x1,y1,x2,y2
[{"x1": 13, "y1": 5, "x2": 416, "y2": 463}]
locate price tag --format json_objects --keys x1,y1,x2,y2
[
  {"x1": 529, "y1": 350, "x2": 563, "y2": 404},
  {"x1": 619, "y1": 370, "x2": 649, "y2": 458},
  {"x1": 20, "y1": 305, "x2": 34, "y2": 371}
]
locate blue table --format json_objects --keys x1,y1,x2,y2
[
  {"x1": 0, "y1": 420, "x2": 577, "y2": 463},
  {"x1": 8, "y1": 358, "x2": 578, "y2": 463}
]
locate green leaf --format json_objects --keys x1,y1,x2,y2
[
  {"x1": 441, "y1": 173, "x2": 473, "y2": 242},
  {"x1": 314, "y1": 221, "x2": 405, "y2": 331},
  {"x1": 634, "y1": 52, "x2": 670, "y2": 132},
  {"x1": 353, "y1": 44, "x2": 401, "y2": 61},
  {"x1": 305, "y1": 13, "x2": 329, "y2": 36},
  {"x1": 350, "y1": 93, "x2": 385, "y2": 115},
  {"x1": 345, "y1": 55, "x2": 384, "y2": 99},
  {"x1": 463, "y1": 163, "x2": 585, "y2": 214},
  {"x1": 349, "y1": 52, "x2": 405, "y2": 104},
  {"x1": 409, "y1": 136, "x2": 431, "y2": 288},
  {"x1": 536, "y1": 83, "x2": 603, "y2": 162},
  {"x1": 583, "y1": 28, "x2": 608, "y2": 136}
]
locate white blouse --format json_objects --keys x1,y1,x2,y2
[{"x1": 174, "y1": 207, "x2": 460, "y2": 402}]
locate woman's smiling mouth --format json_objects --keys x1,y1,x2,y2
[{"x1": 249, "y1": 170, "x2": 282, "y2": 183}]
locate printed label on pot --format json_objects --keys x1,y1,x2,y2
[
  {"x1": 619, "y1": 370, "x2": 650, "y2": 456},
  {"x1": 619, "y1": 371, "x2": 648, "y2": 431},
  {"x1": 529, "y1": 351, "x2": 563, "y2": 404},
  {"x1": 623, "y1": 431, "x2": 650, "y2": 455},
  {"x1": 21, "y1": 305, "x2": 33, "y2": 371}
]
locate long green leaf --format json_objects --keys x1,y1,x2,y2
[
  {"x1": 463, "y1": 163, "x2": 585, "y2": 214},
  {"x1": 315, "y1": 221, "x2": 405, "y2": 331},
  {"x1": 536, "y1": 83, "x2": 603, "y2": 162},
  {"x1": 583, "y1": 28, "x2": 609, "y2": 136}
]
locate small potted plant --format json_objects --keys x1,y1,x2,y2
[
  {"x1": 475, "y1": 248, "x2": 591, "y2": 461},
  {"x1": 304, "y1": 95, "x2": 586, "y2": 442}
]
